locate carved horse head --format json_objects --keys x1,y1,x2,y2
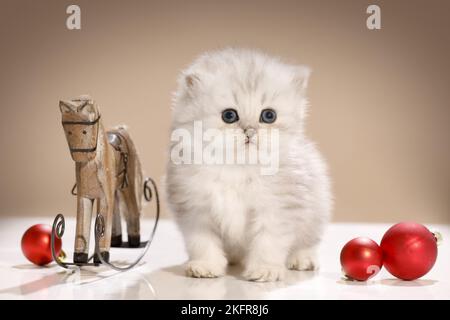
[{"x1": 59, "y1": 95, "x2": 101, "y2": 162}]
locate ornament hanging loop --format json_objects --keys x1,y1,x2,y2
[{"x1": 433, "y1": 231, "x2": 443, "y2": 246}]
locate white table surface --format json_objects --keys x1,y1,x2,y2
[{"x1": 0, "y1": 217, "x2": 448, "y2": 300}]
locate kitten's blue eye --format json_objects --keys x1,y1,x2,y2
[
  {"x1": 222, "y1": 109, "x2": 239, "y2": 124},
  {"x1": 260, "y1": 108, "x2": 277, "y2": 123}
]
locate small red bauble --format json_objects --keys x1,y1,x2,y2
[
  {"x1": 380, "y1": 222, "x2": 437, "y2": 280},
  {"x1": 21, "y1": 224, "x2": 62, "y2": 266},
  {"x1": 340, "y1": 237, "x2": 383, "y2": 281}
]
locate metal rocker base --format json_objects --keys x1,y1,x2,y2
[{"x1": 51, "y1": 177, "x2": 160, "y2": 272}]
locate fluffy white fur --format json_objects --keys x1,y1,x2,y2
[{"x1": 166, "y1": 48, "x2": 332, "y2": 282}]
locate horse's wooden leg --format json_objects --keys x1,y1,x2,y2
[
  {"x1": 111, "y1": 191, "x2": 122, "y2": 247},
  {"x1": 74, "y1": 196, "x2": 93, "y2": 263},
  {"x1": 120, "y1": 187, "x2": 141, "y2": 247},
  {"x1": 94, "y1": 192, "x2": 114, "y2": 263}
]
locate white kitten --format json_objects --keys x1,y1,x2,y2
[{"x1": 166, "y1": 48, "x2": 332, "y2": 282}]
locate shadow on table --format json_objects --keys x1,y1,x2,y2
[
  {"x1": 0, "y1": 269, "x2": 73, "y2": 297},
  {"x1": 0, "y1": 262, "x2": 154, "y2": 299},
  {"x1": 379, "y1": 278, "x2": 437, "y2": 287},
  {"x1": 337, "y1": 277, "x2": 437, "y2": 287},
  {"x1": 12, "y1": 264, "x2": 54, "y2": 270},
  {"x1": 140, "y1": 264, "x2": 317, "y2": 299}
]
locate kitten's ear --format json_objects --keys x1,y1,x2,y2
[
  {"x1": 292, "y1": 66, "x2": 311, "y2": 92},
  {"x1": 59, "y1": 100, "x2": 73, "y2": 113},
  {"x1": 184, "y1": 73, "x2": 201, "y2": 90}
]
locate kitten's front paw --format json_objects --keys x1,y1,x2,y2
[
  {"x1": 186, "y1": 260, "x2": 225, "y2": 278},
  {"x1": 287, "y1": 250, "x2": 319, "y2": 271},
  {"x1": 243, "y1": 265, "x2": 285, "y2": 282}
]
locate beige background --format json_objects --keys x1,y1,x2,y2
[{"x1": 0, "y1": 0, "x2": 449, "y2": 223}]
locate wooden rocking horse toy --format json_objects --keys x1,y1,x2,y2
[{"x1": 51, "y1": 95, "x2": 159, "y2": 270}]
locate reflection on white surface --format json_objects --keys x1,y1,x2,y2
[
  {"x1": 0, "y1": 217, "x2": 449, "y2": 299},
  {"x1": 143, "y1": 264, "x2": 317, "y2": 300}
]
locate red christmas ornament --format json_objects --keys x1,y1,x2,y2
[
  {"x1": 380, "y1": 222, "x2": 438, "y2": 280},
  {"x1": 340, "y1": 237, "x2": 383, "y2": 281},
  {"x1": 21, "y1": 224, "x2": 62, "y2": 266}
]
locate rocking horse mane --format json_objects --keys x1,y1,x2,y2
[{"x1": 109, "y1": 125, "x2": 144, "y2": 211}]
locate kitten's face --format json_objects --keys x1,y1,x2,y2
[{"x1": 173, "y1": 50, "x2": 310, "y2": 156}]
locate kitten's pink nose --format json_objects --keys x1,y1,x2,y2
[{"x1": 244, "y1": 127, "x2": 256, "y2": 138}]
